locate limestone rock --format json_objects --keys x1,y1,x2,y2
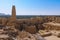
[
  {"x1": 33, "y1": 33, "x2": 46, "y2": 40},
  {"x1": 43, "y1": 22, "x2": 60, "y2": 30},
  {"x1": 1, "y1": 18, "x2": 8, "y2": 26},
  {"x1": 24, "y1": 25, "x2": 37, "y2": 34},
  {"x1": 57, "y1": 33, "x2": 60, "y2": 38},
  {"x1": 17, "y1": 31, "x2": 36, "y2": 40}
]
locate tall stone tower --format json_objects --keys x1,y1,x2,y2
[
  {"x1": 11, "y1": 5, "x2": 16, "y2": 21},
  {"x1": 7, "y1": 5, "x2": 16, "y2": 26}
]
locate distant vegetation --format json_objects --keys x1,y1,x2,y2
[{"x1": 0, "y1": 15, "x2": 60, "y2": 19}]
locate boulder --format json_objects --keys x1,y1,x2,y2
[
  {"x1": 33, "y1": 33, "x2": 46, "y2": 40},
  {"x1": 38, "y1": 30, "x2": 52, "y2": 37}
]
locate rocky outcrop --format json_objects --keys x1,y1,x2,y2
[
  {"x1": 17, "y1": 31, "x2": 45, "y2": 40},
  {"x1": 24, "y1": 25, "x2": 37, "y2": 34},
  {"x1": 43, "y1": 22, "x2": 60, "y2": 30},
  {"x1": 14, "y1": 31, "x2": 36, "y2": 40},
  {"x1": 0, "y1": 18, "x2": 8, "y2": 26}
]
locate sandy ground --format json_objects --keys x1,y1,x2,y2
[{"x1": 44, "y1": 36, "x2": 60, "y2": 40}]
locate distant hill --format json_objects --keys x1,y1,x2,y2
[{"x1": 0, "y1": 13, "x2": 6, "y2": 16}]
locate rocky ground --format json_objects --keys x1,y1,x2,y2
[
  {"x1": 0, "y1": 27, "x2": 60, "y2": 40},
  {"x1": 39, "y1": 30, "x2": 60, "y2": 40},
  {"x1": 0, "y1": 26, "x2": 46, "y2": 40},
  {"x1": 44, "y1": 35, "x2": 60, "y2": 40},
  {"x1": 0, "y1": 26, "x2": 60, "y2": 40}
]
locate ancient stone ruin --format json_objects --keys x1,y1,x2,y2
[{"x1": 0, "y1": 5, "x2": 60, "y2": 40}]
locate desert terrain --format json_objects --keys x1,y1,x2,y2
[{"x1": 0, "y1": 5, "x2": 60, "y2": 40}]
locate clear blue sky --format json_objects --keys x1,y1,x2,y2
[{"x1": 0, "y1": 0, "x2": 60, "y2": 15}]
